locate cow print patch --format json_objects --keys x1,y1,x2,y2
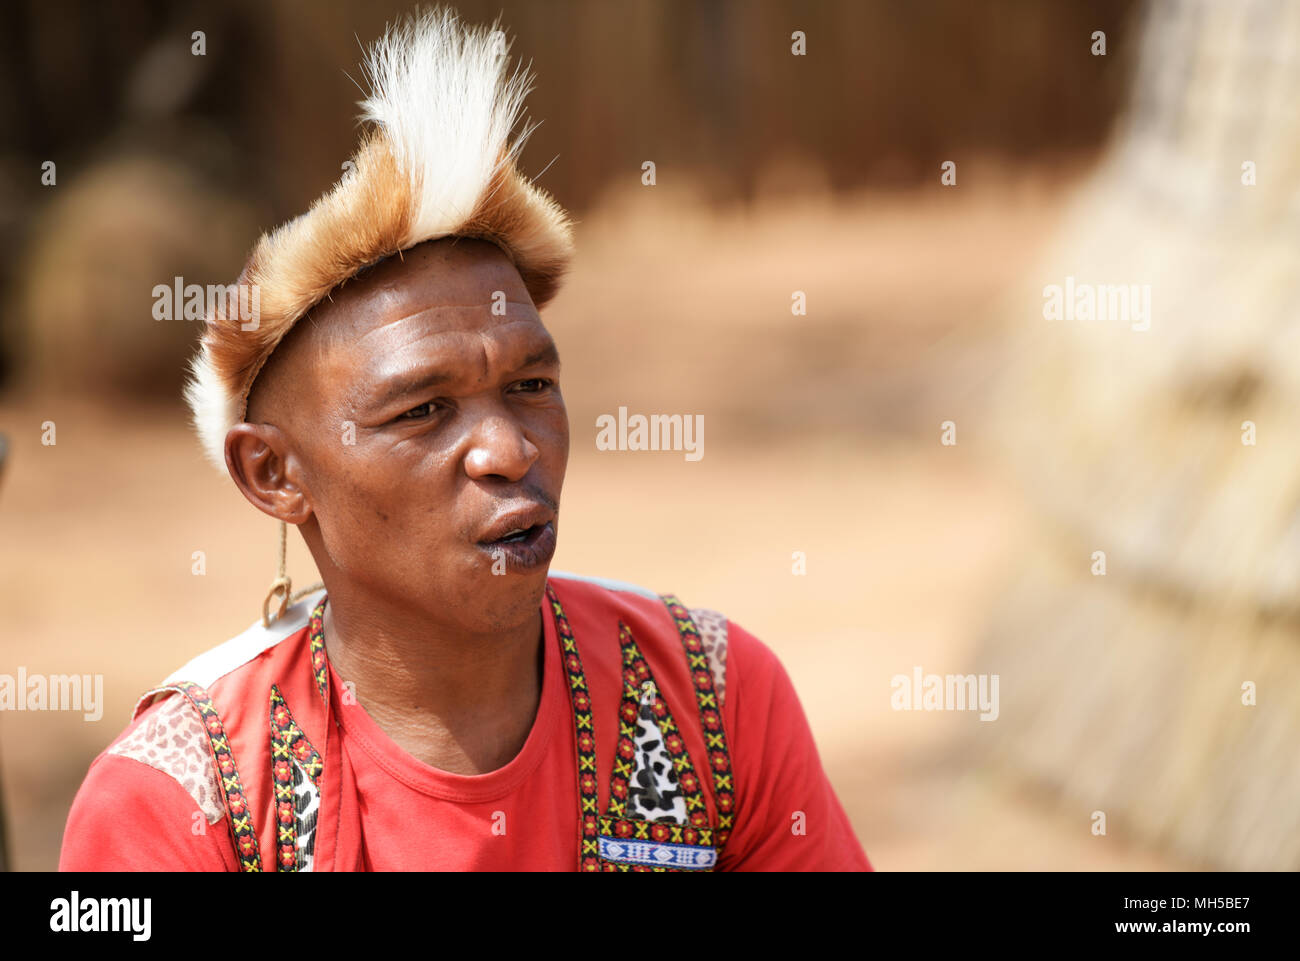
[{"x1": 626, "y1": 683, "x2": 688, "y2": 822}]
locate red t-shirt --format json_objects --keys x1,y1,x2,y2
[{"x1": 59, "y1": 585, "x2": 871, "y2": 871}]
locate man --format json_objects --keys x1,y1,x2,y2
[{"x1": 59, "y1": 7, "x2": 870, "y2": 872}]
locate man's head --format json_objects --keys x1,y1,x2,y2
[
  {"x1": 227, "y1": 237, "x2": 568, "y2": 634},
  {"x1": 181, "y1": 8, "x2": 575, "y2": 624}
]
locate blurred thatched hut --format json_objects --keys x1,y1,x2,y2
[{"x1": 970, "y1": 0, "x2": 1300, "y2": 870}]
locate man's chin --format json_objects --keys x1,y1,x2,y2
[{"x1": 464, "y1": 564, "x2": 552, "y2": 633}]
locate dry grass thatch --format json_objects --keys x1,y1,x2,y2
[{"x1": 966, "y1": 0, "x2": 1300, "y2": 869}]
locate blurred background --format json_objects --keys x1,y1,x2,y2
[{"x1": 3, "y1": 0, "x2": 1292, "y2": 871}]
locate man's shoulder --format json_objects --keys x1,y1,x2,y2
[
  {"x1": 99, "y1": 692, "x2": 228, "y2": 823},
  {"x1": 60, "y1": 689, "x2": 239, "y2": 869},
  {"x1": 65, "y1": 591, "x2": 330, "y2": 861},
  {"x1": 132, "y1": 589, "x2": 325, "y2": 716},
  {"x1": 546, "y1": 569, "x2": 725, "y2": 636},
  {"x1": 546, "y1": 569, "x2": 662, "y2": 603},
  {"x1": 61, "y1": 686, "x2": 232, "y2": 869},
  {"x1": 547, "y1": 570, "x2": 754, "y2": 708}
]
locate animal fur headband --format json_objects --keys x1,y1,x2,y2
[{"x1": 184, "y1": 6, "x2": 574, "y2": 470}]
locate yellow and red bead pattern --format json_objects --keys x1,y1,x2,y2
[
  {"x1": 547, "y1": 585, "x2": 602, "y2": 871},
  {"x1": 308, "y1": 598, "x2": 329, "y2": 704},
  {"x1": 171, "y1": 681, "x2": 263, "y2": 872},
  {"x1": 269, "y1": 684, "x2": 324, "y2": 872},
  {"x1": 660, "y1": 595, "x2": 736, "y2": 853}
]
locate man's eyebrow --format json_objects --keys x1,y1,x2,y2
[
  {"x1": 515, "y1": 342, "x2": 561, "y2": 371},
  {"x1": 365, "y1": 342, "x2": 561, "y2": 411},
  {"x1": 366, "y1": 367, "x2": 458, "y2": 410}
]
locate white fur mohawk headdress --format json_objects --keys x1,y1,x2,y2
[{"x1": 184, "y1": 6, "x2": 574, "y2": 470}]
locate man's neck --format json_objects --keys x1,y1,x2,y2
[{"x1": 320, "y1": 587, "x2": 545, "y2": 776}]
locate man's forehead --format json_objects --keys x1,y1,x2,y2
[
  {"x1": 353, "y1": 308, "x2": 553, "y2": 365},
  {"x1": 350, "y1": 301, "x2": 541, "y2": 346},
  {"x1": 315, "y1": 240, "x2": 537, "y2": 336}
]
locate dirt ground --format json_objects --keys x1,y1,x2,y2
[{"x1": 0, "y1": 179, "x2": 1189, "y2": 870}]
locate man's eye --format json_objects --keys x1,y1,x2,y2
[
  {"x1": 398, "y1": 401, "x2": 437, "y2": 419},
  {"x1": 514, "y1": 378, "x2": 551, "y2": 393}
]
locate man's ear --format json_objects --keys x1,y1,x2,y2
[{"x1": 225, "y1": 423, "x2": 313, "y2": 524}]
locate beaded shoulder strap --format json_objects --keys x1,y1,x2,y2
[
  {"x1": 145, "y1": 681, "x2": 264, "y2": 872},
  {"x1": 659, "y1": 595, "x2": 737, "y2": 853}
]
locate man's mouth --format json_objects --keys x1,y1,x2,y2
[
  {"x1": 489, "y1": 523, "x2": 545, "y2": 546},
  {"x1": 477, "y1": 521, "x2": 557, "y2": 571},
  {"x1": 476, "y1": 505, "x2": 558, "y2": 572}
]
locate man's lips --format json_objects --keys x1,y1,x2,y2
[
  {"x1": 476, "y1": 503, "x2": 556, "y2": 545},
  {"x1": 475, "y1": 520, "x2": 557, "y2": 572},
  {"x1": 475, "y1": 501, "x2": 558, "y2": 573}
]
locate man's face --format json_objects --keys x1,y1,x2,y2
[{"x1": 241, "y1": 237, "x2": 569, "y2": 634}]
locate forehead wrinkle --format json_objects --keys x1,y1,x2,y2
[
  {"x1": 350, "y1": 303, "x2": 539, "y2": 352},
  {"x1": 359, "y1": 316, "x2": 547, "y2": 363}
]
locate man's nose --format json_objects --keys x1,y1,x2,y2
[{"x1": 463, "y1": 413, "x2": 540, "y2": 483}]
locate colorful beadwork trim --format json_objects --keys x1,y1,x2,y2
[
  {"x1": 661, "y1": 595, "x2": 736, "y2": 852},
  {"x1": 597, "y1": 834, "x2": 718, "y2": 871},
  {"x1": 597, "y1": 814, "x2": 717, "y2": 871},
  {"x1": 548, "y1": 585, "x2": 601, "y2": 871},
  {"x1": 308, "y1": 596, "x2": 329, "y2": 704},
  {"x1": 609, "y1": 622, "x2": 710, "y2": 828},
  {"x1": 598, "y1": 814, "x2": 714, "y2": 848},
  {"x1": 171, "y1": 681, "x2": 263, "y2": 872},
  {"x1": 270, "y1": 684, "x2": 324, "y2": 872}
]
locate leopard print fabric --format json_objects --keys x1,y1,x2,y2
[
  {"x1": 108, "y1": 694, "x2": 225, "y2": 825},
  {"x1": 688, "y1": 607, "x2": 728, "y2": 709}
]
